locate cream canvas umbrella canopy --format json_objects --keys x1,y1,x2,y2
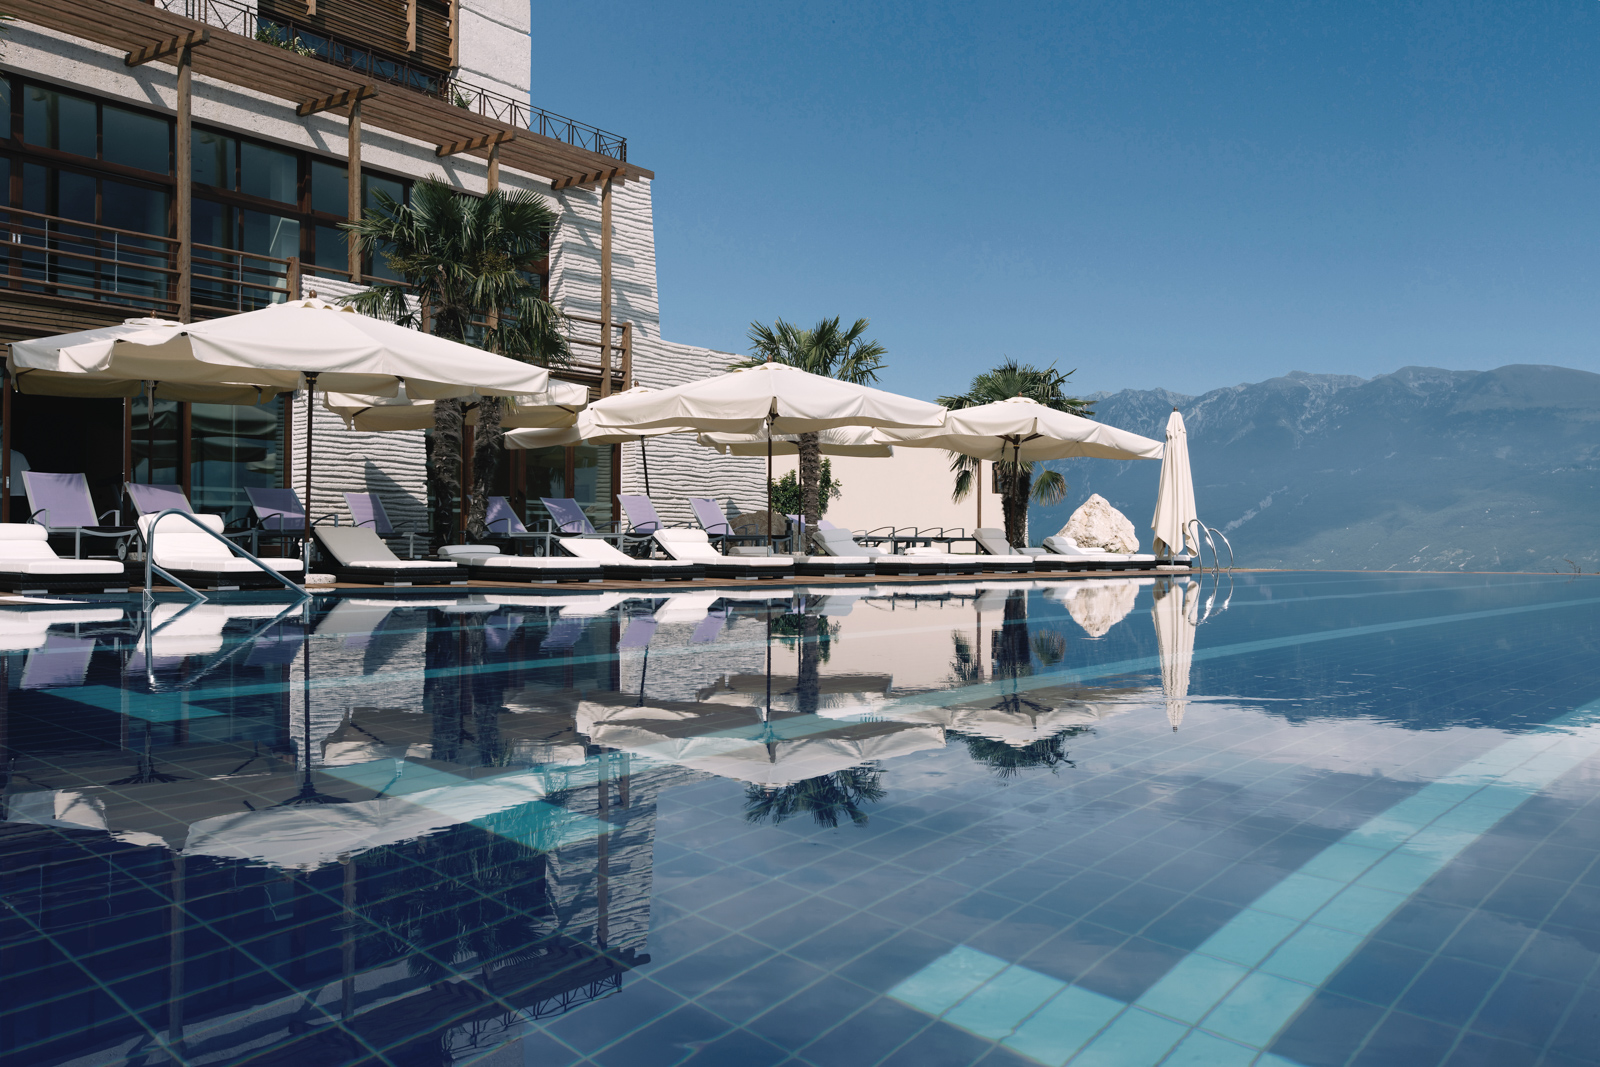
[
  {"x1": 1152, "y1": 578, "x2": 1199, "y2": 730},
  {"x1": 875, "y1": 396, "x2": 1163, "y2": 462},
  {"x1": 504, "y1": 389, "x2": 701, "y2": 498},
  {"x1": 697, "y1": 424, "x2": 895, "y2": 458},
  {"x1": 323, "y1": 382, "x2": 590, "y2": 432},
  {"x1": 1151, "y1": 409, "x2": 1199, "y2": 557}
]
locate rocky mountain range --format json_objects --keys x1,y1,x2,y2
[{"x1": 1031, "y1": 364, "x2": 1600, "y2": 572}]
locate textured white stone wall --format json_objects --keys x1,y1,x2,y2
[
  {"x1": 457, "y1": 0, "x2": 531, "y2": 102},
  {"x1": 549, "y1": 179, "x2": 767, "y2": 525}
]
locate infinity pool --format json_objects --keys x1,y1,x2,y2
[{"x1": 1, "y1": 573, "x2": 1596, "y2": 1066}]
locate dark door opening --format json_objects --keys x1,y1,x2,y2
[{"x1": 11, "y1": 394, "x2": 126, "y2": 522}]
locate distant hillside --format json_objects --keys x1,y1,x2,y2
[{"x1": 1031, "y1": 365, "x2": 1600, "y2": 572}]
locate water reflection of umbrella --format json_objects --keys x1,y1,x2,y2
[
  {"x1": 1152, "y1": 578, "x2": 1199, "y2": 730},
  {"x1": 695, "y1": 673, "x2": 895, "y2": 719},
  {"x1": 275, "y1": 605, "x2": 350, "y2": 806}
]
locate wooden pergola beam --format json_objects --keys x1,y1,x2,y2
[
  {"x1": 296, "y1": 83, "x2": 377, "y2": 118},
  {"x1": 124, "y1": 27, "x2": 207, "y2": 67},
  {"x1": 550, "y1": 167, "x2": 622, "y2": 192},
  {"x1": 435, "y1": 129, "x2": 516, "y2": 158}
]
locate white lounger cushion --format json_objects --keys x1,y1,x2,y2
[
  {"x1": 137, "y1": 514, "x2": 306, "y2": 572},
  {"x1": 654, "y1": 529, "x2": 792, "y2": 568},
  {"x1": 0, "y1": 524, "x2": 125, "y2": 575},
  {"x1": 318, "y1": 526, "x2": 459, "y2": 571},
  {"x1": 1042, "y1": 535, "x2": 1156, "y2": 562},
  {"x1": 438, "y1": 545, "x2": 601, "y2": 571},
  {"x1": 558, "y1": 538, "x2": 696, "y2": 568},
  {"x1": 812, "y1": 530, "x2": 887, "y2": 557}
]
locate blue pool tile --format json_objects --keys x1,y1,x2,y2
[
  {"x1": 650, "y1": 934, "x2": 776, "y2": 997},
  {"x1": 1200, "y1": 971, "x2": 1317, "y2": 1049},
  {"x1": 1546, "y1": 985, "x2": 1600, "y2": 1061},
  {"x1": 801, "y1": 996, "x2": 933, "y2": 1067},
  {"x1": 678, "y1": 1028, "x2": 792, "y2": 1066},
  {"x1": 1323, "y1": 934, "x2": 1431, "y2": 1006},
  {"x1": 546, "y1": 978, "x2": 687, "y2": 1053},
  {"x1": 1259, "y1": 923, "x2": 1367, "y2": 985},
  {"x1": 842, "y1": 929, "x2": 961, "y2": 995},
  {"x1": 1068, "y1": 1006, "x2": 1188, "y2": 1067},
  {"x1": 1075, "y1": 937, "x2": 1187, "y2": 1002},
  {"x1": 1372, "y1": 899, "x2": 1469, "y2": 953},
  {"x1": 878, "y1": 1022, "x2": 994, "y2": 1067},
  {"x1": 1268, "y1": 991, "x2": 1389, "y2": 1067},
  {"x1": 1134, "y1": 953, "x2": 1250, "y2": 1024},
  {"x1": 887, "y1": 945, "x2": 1008, "y2": 1015},
  {"x1": 1440, "y1": 1032, "x2": 1541, "y2": 1067},
  {"x1": 747, "y1": 976, "x2": 876, "y2": 1051},
  {"x1": 1021, "y1": 923, "x2": 1127, "y2": 984},
  {"x1": 1001, "y1": 986, "x2": 1123, "y2": 1066},
  {"x1": 1143, "y1": 898, "x2": 1239, "y2": 952},
  {"x1": 1195, "y1": 910, "x2": 1302, "y2": 967},
  {"x1": 592, "y1": 1004, "x2": 734, "y2": 1067},
  {"x1": 788, "y1": 911, "x2": 902, "y2": 969},
  {"x1": 1437, "y1": 910, "x2": 1534, "y2": 967},
  {"x1": 1395, "y1": 957, "x2": 1500, "y2": 1027},
  {"x1": 1346, "y1": 1009, "x2": 1456, "y2": 1067},
  {"x1": 1468, "y1": 972, "x2": 1581, "y2": 1048},
  {"x1": 1159, "y1": 1029, "x2": 1261, "y2": 1067},
  {"x1": 944, "y1": 964, "x2": 1065, "y2": 1039},
  {"x1": 1311, "y1": 885, "x2": 1408, "y2": 935},
  {"x1": 972, "y1": 1045, "x2": 1046, "y2": 1067},
  {"x1": 1298, "y1": 841, "x2": 1388, "y2": 882},
  {"x1": 1479, "y1": 873, "x2": 1573, "y2": 923},
  {"x1": 1084, "y1": 883, "x2": 1188, "y2": 936},
  {"x1": 697, "y1": 954, "x2": 828, "y2": 1024}
]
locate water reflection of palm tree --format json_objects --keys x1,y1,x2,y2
[
  {"x1": 743, "y1": 766, "x2": 886, "y2": 828},
  {"x1": 959, "y1": 729, "x2": 1083, "y2": 778}
]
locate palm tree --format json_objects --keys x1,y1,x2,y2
[
  {"x1": 343, "y1": 178, "x2": 569, "y2": 541},
  {"x1": 731, "y1": 317, "x2": 886, "y2": 536},
  {"x1": 940, "y1": 358, "x2": 1092, "y2": 548}
]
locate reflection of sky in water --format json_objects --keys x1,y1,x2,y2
[{"x1": 0, "y1": 573, "x2": 1597, "y2": 1066}]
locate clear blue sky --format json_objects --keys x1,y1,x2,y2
[{"x1": 535, "y1": 1, "x2": 1600, "y2": 401}]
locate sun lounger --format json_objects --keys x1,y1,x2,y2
[
  {"x1": 346, "y1": 492, "x2": 421, "y2": 559},
  {"x1": 554, "y1": 536, "x2": 703, "y2": 582},
  {"x1": 139, "y1": 513, "x2": 305, "y2": 590},
  {"x1": 652, "y1": 529, "x2": 793, "y2": 579},
  {"x1": 478, "y1": 497, "x2": 550, "y2": 553},
  {"x1": 619, "y1": 494, "x2": 693, "y2": 537},
  {"x1": 0, "y1": 523, "x2": 128, "y2": 593},
  {"x1": 126, "y1": 482, "x2": 195, "y2": 516},
  {"x1": 1034, "y1": 534, "x2": 1160, "y2": 571},
  {"x1": 437, "y1": 544, "x2": 603, "y2": 583},
  {"x1": 20, "y1": 471, "x2": 135, "y2": 559},
  {"x1": 943, "y1": 527, "x2": 1040, "y2": 574},
  {"x1": 812, "y1": 528, "x2": 978, "y2": 576},
  {"x1": 314, "y1": 526, "x2": 465, "y2": 586}
]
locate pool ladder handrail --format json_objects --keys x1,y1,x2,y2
[
  {"x1": 1186, "y1": 518, "x2": 1235, "y2": 572},
  {"x1": 140, "y1": 507, "x2": 308, "y2": 608}
]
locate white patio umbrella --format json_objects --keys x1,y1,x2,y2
[
  {"x1": 504, "y1": 390, "x2": 699, "y2": 498},
  {"x1": 13, "y1": 299, "x2": 561, "y2": 564},
  {"x1": 1151, "y1": 409, "x2": 1199, "y2": 558},
  {"x1": 1152, "y1": 578, "x2": 1199, "y2": 730},
  {"x1": 576, "y1": 364, "x2": 947, "y2": 539},
  {"x1": 876, "y1": 396, "x2": 1163, "y2": 462}
]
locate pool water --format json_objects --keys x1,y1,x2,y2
[{"x1": 1, "y1": 573, "x2": 1597, "y2": 1067}]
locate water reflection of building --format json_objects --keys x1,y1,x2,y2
[{"x1": 0, "y1": 600, "x2": 689, "y2": 1066}]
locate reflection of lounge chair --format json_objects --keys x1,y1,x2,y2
[
  {"x1": 0, "y1": 523, "x2": 128, "y2": 594},
  {"x1": 812, "y1": 528, "x2": 979, "y2": 576},
  {"x1": 0, "y1": 606, "x2": 124, "y2": 652},
  {"x1": 20, "y1": 471, "x2": 134, "y2": 559},
  {"x1": 314, "y1": 527, "x2": 465, "y2": 586},
  {"x1": 437, "y1": 544, "x2": 603, "y2": 583},
  {"x1": 555, "y1": 537, "x2": 702, "y2": 582},
  {"x1": 652, "y1": 530, "x2": 792, "y2": 580},
  {"x1": 1037, "y1": 535, "x2": 1158, "y2": 571},
  {"x1": 139, "y1": 514, "x2": 305, "y2": 590},
  {"x1": 345, "y1": 492, "x2": 420, "y2": 559},
  {"x1": 22, "y1": 633, "x2": 98, "y2": 689}
]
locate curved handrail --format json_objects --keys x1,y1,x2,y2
[{"x1": 141, "y1": 508, "x2": 308, "y2": 604}]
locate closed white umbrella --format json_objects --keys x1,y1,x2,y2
[
  {"x1": 876, "y1": 396, "x2": 1163, "y2": 462},
  {"x1": 1151, "y1": 409, "x2": 1199, "y2": 558},
  {"x1": 1152, "y1": 579, "x2": 1199, "y2": 730}
]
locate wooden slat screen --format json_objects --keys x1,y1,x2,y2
[{"x1": 259, "y1": 0, "x2": 454, "y2": 74}]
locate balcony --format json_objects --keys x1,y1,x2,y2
[{"x1": 150, "y1": 0, "x2": 627, "y2": 161}]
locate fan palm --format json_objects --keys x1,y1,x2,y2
[
  {"x1": 730, "y1": 317, "x2": 886, "y2": 534},
  {"x1": 342, "y1": 178, "x2": 569, "y2": 541},
  {"x1": 941, "y1": 358, "x2": 1092, "y2": 548}
]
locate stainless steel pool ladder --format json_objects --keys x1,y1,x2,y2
[
  {"x1": 140, "y1": 507, "x2": 308, "y2": 607},
  {"x1": 1186, "y1": 518, "x2": 1235, "y2": 572}
]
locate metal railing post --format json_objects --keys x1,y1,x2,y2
[{"x1": 141, "y1": 508, "x2": 308, "y2": 603}]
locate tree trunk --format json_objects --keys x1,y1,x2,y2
[
  {"x1": 798, "y1": 433, "x2": 821, "y2": 544},
  {"x1": 1000, "y1": 461, "x2": 1031, "y2": 548},
  {"x1": 467, "y1": 396, "x2": 503, "y2": 539},
  {"x1": 429, "y1": 398, "x2": 465, "y2": 547}
]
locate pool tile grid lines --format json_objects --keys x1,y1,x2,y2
[{"x1": 882, "y1": 699, "x2": 1600, "y2": 1066}]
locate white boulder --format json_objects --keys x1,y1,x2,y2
[{"x1": 1059, "y1": 494, "x2": 1139, "y2": 554}]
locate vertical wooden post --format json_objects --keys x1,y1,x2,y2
[
  {"x1": 598, "y1": 177, "x2": 612, "y2": 397},
  {"x1": 179, "y1": 402, "x2": 193, "y2": 494},
  {"x1": 285, "y1": 255, "x2": 300, "y2": 302},
  {"x1": 175, "y1": 44, "x2": 193, "y2": 321},
  {"x1": 620, "y1": 321, "x2": 632, "y2": 389},
  {"x1": 610, "y1": 442, "x2": 620, "y2": 526},
  {"x1": 122, "y1": 397, "x2": 133, "y2": 516},
  {"x1": 460, "y1": 421, "x2": 473, "y2": 539},
  {"x1": 487, "y1": 142, "x2": 500, "y2": 193},
  {"x1": 281, "y1": 388, "x2": 294, "y2": 490},
  {"x1": 347, "y1": 99, "x2": 362, "y2": 283},
  {"x1": 1, "y1": 376, "x2": 11, "y2": 524},
  {"x1": 448, "y1": 0, "x2": 460, "y2": 67}
]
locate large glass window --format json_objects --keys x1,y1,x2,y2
[
  {"x1": 102, "y1": 105, "x2": 170, "y2": 174},
  {"x1": 132, "y1": 396, "x2": 182, "y2": 486},
  {"x1": 191, "y1": 399, "x2": 284, "y2": 524},
  {"x1": 575, "y1": 445, "x2": 613, "y2": 522},
  {"x1": 311, "y1": 160, "x2": 346, "y2": 215},
  {"x1": 22, "y1": 86, "x2": 96, "y2": 157},
  {"x1": 241, "y1": 141, "x2": 298, "y2": 204},
  {"x1": 194, "y1": 129, "x2": 237, "y2": 190}
]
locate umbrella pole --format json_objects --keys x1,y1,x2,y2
[
  {"x1": 766, "y1": 416, "x2": 773, "y2": 554},
  {"x1": 145, "y1": 381, "x2": 156, "y2": 483},
  {"x1": 302, "y1": 374, "x2": 318, "y2": 573},
  {"x1": 640, "y1": 437, "x2": 651, "y2": 497}
]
